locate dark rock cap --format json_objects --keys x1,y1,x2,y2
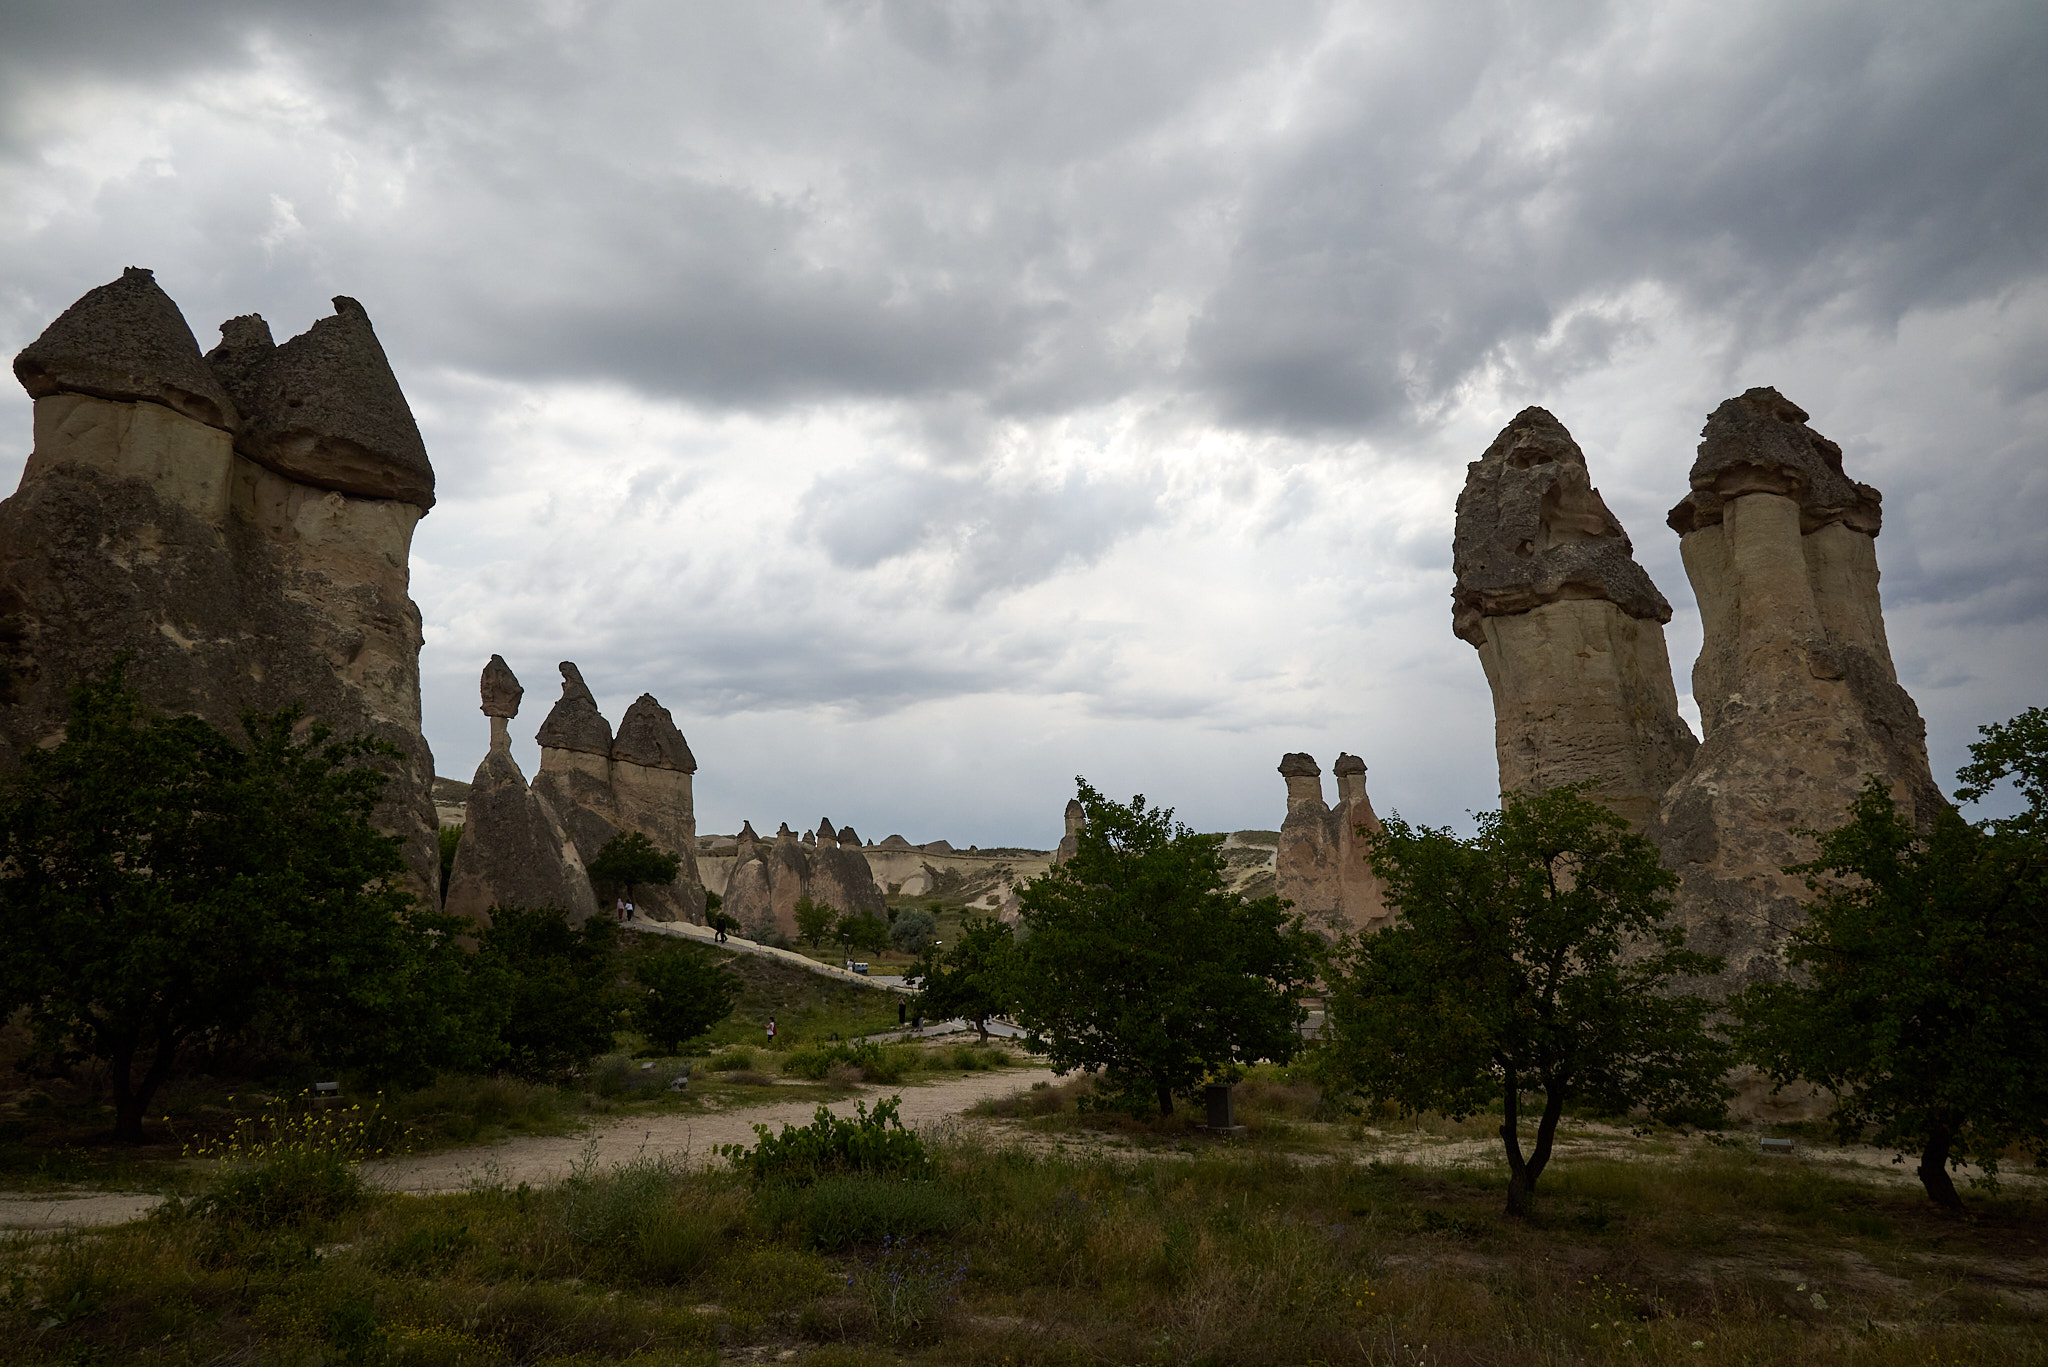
[
  {"x1": 1452, "y1": 407, "x2": 1672, "y2": 646},
  {"x1": 612, "y1": 694, "x2": 697, "y2": 772},
  {"x1": 1278, "y1": 753, "x2": 1321, "y2": 778},
  {"x1": 1333, "y1": 752, "x2": 1366, "y2": 777},
  {"x1": 534, "y1": 662, "x2": 613, "y2": 755},
  {"x1": 802, "y1": 830, "x2": 816, "y2": 845},
  {"x1": 1668, "y1": 387, "x2": 1881, "y2": 536},
  {"x1": 211, "y1": 296, "x2": 436, "y2": 508},
  {"x1": 1064, "y1": 798, "x2": 1084, "y2": 817},
  {"x1": 14, "y1": 267, "x2": 238, "y2": 431},
  {"x1": 837, "y1": 826, "x2": 862, "y2": 847},
  {"x1": 480, "y1": 654, "x2": 523, "y2": 718},
  {"x1": 817, "y1": 818, "x2": 837, "y2": 842},
  {"x1": 878, "y1": 834, "x2": 915, "y2": 850}
]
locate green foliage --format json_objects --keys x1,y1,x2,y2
[
  {"x1": 719, "y1": 1097, "x2": 930, "y2": 1186},
  {"x1": 794, "y1": 894, "x2": 837, "y2": 951},
  {"x1": 780, "y1": 1039, "x2": 912, "y2": 1083},
  {"x1": 912, "y1": 914, "x2": 1016, "y2": 1039},
  {"x1": 185, "y1": 1094, "x2": 403, "y2": 1228},
  {"x1": 1009, "y1": 780, "x2": 1319, "y2": 1117},
  {"x1": 0, "y1": 665, "x2": 481, "y2": 1141},
  {"x1": 477, "y1": 906, "x2": 623, "y2": 1079},
  {"x1": 751, "y1": 1175, "x2": 970, "y2": 1249},
  {"x1": 1733, "y1": 719, "x2": 2048, "y2": 1210},
  {"x1": 1321, "y1": 784, "x2": 1729, "y2": 1217},
  {"x1": 586, "y1": 829, "x2": 682, "y2": 896},
  {"x1": 836, "y1": 909, "x2": 890, "y2": 956},
  {"x1": 889, "y1": 907, "x2": 938, "y2": 954},
  {"x1": 437, "y1": 822, "x2": 462, "y2": 899},
  {"x1": 556, "y1": 1151, "x2": 730, "y2": 1284},
  {"x1": 631, "y1": 945, "x2": 740, "y2": 1054}
]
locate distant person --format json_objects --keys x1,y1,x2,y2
[
  {"x1": 615, "y1": 897, "x2": 627, "y2": 922},
  {"x1": 625, "y1": 900, "x2": 636, "y2": 921},
  {"x1": 898, "y1": 1002, "x2": 906, "y2": 1027},
  {"x1": 766, "y1": 1016, "x2": 777, "y2": 1044}
]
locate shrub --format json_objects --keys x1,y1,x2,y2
[
  {"x1": 782, "y1": 1040, "x2": 912, "y2": 1084},
  {"x1": 555, "y1": 1150, "x2": 734, "y2": 1283},
  {"x1": 751, "y1": 1174, "x2": 969, "y2": 1249},
  {"x1": 720, "y1": 1098, "x2": 930, "y2": 1186},
  {"x1": 704, "y1": 1047, "x2": 757, "y2": 1072},
  {"x1": 187, "y1": 1094, "x2": 403, "y2": 1228},
  {"x1": 846, "y1": 1234, "x2": 967, "y2": 1345},
  {"x1": 889, "y1": 908, "x2": 938, "y2": 955},
  {"x1": 478, "y1": 906, "x2": 623, "y2": 1079}
]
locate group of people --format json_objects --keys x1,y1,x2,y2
[{"x1": 612, "y1": 897, "x2": 636, "y2": 921}]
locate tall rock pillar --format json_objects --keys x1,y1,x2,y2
[
  {"x1": 529, "y1": 661, "x2": 623, "y2": 868},
  {"x1": 1655, "y1": 388, "x2": 1940, "y2": 986},
  {"x1": 445, "y1": 655, "x2": 599, "y2": 926},
  {"x1": 1453, "y1": 407, "x2": 1698, "y2": 829},
  {"x1": 1330, "y1": 753, "x2": 1392, "y2": 932},
  {"x1": 609, "y1": 693, "x2": 707, "y2": 922},
  {"x1": 1277, "y1": 752, "x2": 1391, "y2": 933}
]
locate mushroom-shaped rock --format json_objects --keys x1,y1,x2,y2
[
  {"x1": 481, "y1": 654, "x2": 523, "y2": 718},
  {"x1": 216, "y1": 296, "x2": 436, "y2": 508},
  {"x1": 1668, "y1": 387, "x2": 1882, "y2": 536},
  {"x1": 534, "y1": 662, "x2": 613, "y2": 755},
  {"x1": 204, "y1": 314, "x2": 275, "y2": 408},
  {"x1": 14, "y1": 267, "x2": 237, "y2": 431},
  {"x1": 802, "y1": 830, "x2": 816, "y2": 846},
  {"x1": 612, "y1": 694, "x2": 696, "y2": 771},
  {"x1": 775, "y1": 823, "x2": 796, "y2": 842},
  {"x1": 1332, "y1": 752, "x2": 1366, "y2": 777},
  {"x1": 816, "y1": 818, "x2": 838, "y2": 843},
  {"x1": 1452, "y1": 407, "x2": 1671, "y2": 646},
  {"x1": 837, "y1": 825, "x2": 861, "y2": 848},
  {"x1": 1277, "y1": 752, "x2": 1321, "y2": 778}
]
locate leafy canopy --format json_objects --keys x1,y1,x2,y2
[
  {"x1": 586, "y1": 829, "x2": 681, "y2": 895},
  {"x1": 835, "y1": 910, "x2": 890, "y2": 957},
  {"x1": 0, "y1": 666, "x2": 485, "y2": 1140},
  {"x1": 476, "y1": 905, "x2": 623, "y2": 1080},
  {"x1": 912, "y1": 913, "x2": 1015, "y2": 1041},
  {"x1": 1733, "y1": 711, "x2": 2048, "y2": 1210},
  {"x1": 631, "y1": 944, "x2": 740, "y2": 1054},
  {"x1": 793, "y1": 895, "x2": 836, "y2": 951},
  {"x1": 1009, "y1": 779, "x2": 1318, "y2": 1117},
  {"x1": 1321, "y1": 784, "x2": 1728, "y2": 1217}
]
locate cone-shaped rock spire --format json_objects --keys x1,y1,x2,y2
[
  {"x1": 534, "y1": 662, "x2": 613, "y2": 755},
  {"x1": 612, "y1": 694, "x2": 696, "y2": 772},
  {"x1": 14, "y1": 267, "x2": 237, "y2": 431}
]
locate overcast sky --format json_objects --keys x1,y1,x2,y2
[{"x1": 2, "y1": 1, "x2": 2042, "y2": 845}]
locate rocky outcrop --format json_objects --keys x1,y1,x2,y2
[
  {"x1": 0, "y1": 268, "x2": 440, "y2": 903},
  {"x1": 1054, "y1": 798, "x2": 1084, "y2": 865},
  {"x1": 444, "y1": 657, "x2": 598, "y2": 927},
  {"x1": 721, "y1": 813, "x2": 886, "y2": 941},
  {"x1": 526, "y1": 662, "x2": 707, "y2": 922},
  {"x1": 1453, "y1": 407, "x2": 1699, "y2": 829},
  {"x1": 1652, "y1": 388, "x2": 1940, "y2": 989},
  {"x1": 1275, "y1": 752, "x2": 1391, "y2": 934}
]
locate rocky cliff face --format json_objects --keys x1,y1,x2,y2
[
  {"x1": 721, "y1": 816, "x2": 886, "y2": 941},
  {"x1": 0, "y1": 268, "x2": 440, "y2": 903},
  {"x1": 1275, "y1": 752, "x2": 1391, "y2": 934},
  {"x1": 1653, "y1": 388, "x2": 1940, "y2": 988},
  {"x1": 444, "y1": 656, "x2": 598, "y2": 927},
  {"x1": 1452, "y1": 407, "x2": 1699, "y2": 830}
]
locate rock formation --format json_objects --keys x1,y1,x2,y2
[
  {"x1": 1653, "y1": 388, "x2": 1940, "y2": 987},
  {"x1": 1453, "y1": 407, "x2": 1698, "y2": 829},
  {"x1": 721, "y1": 813, "x2": 886, "y2": 941},
  {"x1": 0, "y1": 268, "x2": 441, "y2": 902},
  {"x1": 444, "y1": 656, "x2": 598, "y2": 927},
  {"x1": 1054, "y1": 798, "x2": 1084, "y2": 865},
  {"x1": 526, "y1": 661, "x2": 707, "y2": 921},
  {"x1": 1275, "y1": 752, "x2": 1391, "y2": 933}
]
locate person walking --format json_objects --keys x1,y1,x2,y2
[
  {"x1": 766, "y1": 1016, "x2": 777, "y2": 1045},
  {"x1": 898, "y1": 1001, "x2": 906, "y2": 1027}
]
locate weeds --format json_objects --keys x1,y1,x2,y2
[
  {"x1": 181, "y1": 1092, "x2": 404, "y2": 1228},
  {"x1": 845, "y1": 1233, "x2": 967, "y2": 1345},
  {"x1": 720, "y1": 1098, "x2": 931, "y2": 1185}
]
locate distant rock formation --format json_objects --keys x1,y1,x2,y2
[
  {"x1": 526, "y1": 661, "x2": 706, "y2": 921},
  {"x1": 0, "y1": 268, "x2": 440, "y2": 902},
  {"x1": 1275, "y1": 752, "x2": 1391, "y2": 934},
  {"x1": 1054, "y1": 798, "x2": 1084, "y2": 865},
  {"x1": 721, "y1": 814, "x2": 886, "y2": 940},
  {"x1": 1453, "y1": 407, "x2": 1699, "y2": 829},
  {"x1": 1653, "y1": 388, "x2": 1940, "y2": 987},
  {"x1": 444, "y1": 656, "x2": 598, "y2": 927}
]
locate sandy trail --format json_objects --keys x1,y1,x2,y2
[{"x1": 365, "y1": 1067, "x2": 1058, "y2": 1195}]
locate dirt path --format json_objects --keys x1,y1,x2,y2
[{"x1": 366, "y1": 1067, "x2": 1058, "y2": 1195}]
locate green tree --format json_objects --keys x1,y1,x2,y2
[
  {"x1": 586, "y1": 829, "x2": 681, "y2": 904},
  {"x1": 632, "y1": 945, "x2": 740, "y2": 1054},
  {"x1": 1733, "y1": 713, "x2": 2048, "y2": 1210},
  {"x1": 889, "y1": 907, "x2": 938, "y2": 955},
  {"x1": 0, "y1": 667, "x2": 473, "y2": 1141},
  {"x1": 1009, "y1": 780, "x2": 1318, "y2": 1117},
  {"x1": 793, "y1": 894, "x2": 837, "y2": 952},
  {"x1": 835, "y1": 910, "x2": 889, "y2": 958},
  {"x1": 477, "y1": 906, "x2": 623, "y2": 1079},
  {"x1": 912, "y1": 914, "x2": 1015, "y2": 1040},
  {"x1": 1321, "y1": 785, "x2": 1728, "y2": 1217}
]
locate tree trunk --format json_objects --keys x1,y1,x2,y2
[
  {"x1": 1917, "y1": 1122, "x2": 1965, "y2": 1212},
  {"x1": 973, "y1": 1016, "x2": 989, "y2": 1042},
  {"x1": 110, "y1": 1026, "x2": 179, "y2": 1144},
  {"x1": 1499, "y1": 1076, "x2": 1568, "y2": 1219},
  {"x1": 1158, "y1": 1084, "x2": 1174, "y2": 1118}
]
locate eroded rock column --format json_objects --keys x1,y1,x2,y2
[
  {"x1": 1453, "y1": 407, "x2": 1698, "y2": 829},
  {"x1": 609, "y1": 693, "x2": 707, "y2": 922}
]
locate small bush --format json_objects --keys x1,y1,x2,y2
[
  {"x1": 752, "y1": 1174, "x2": 970, "y2": 1249},
  {"x1": 555, "y1": 1150, "x2": 734, "y2": 1283},
  {"x1": 720, "y1": 1098, "x2": 930, "y2": 1186},
  {"x1": 187, "y1": 1094, "x2": 401, "y2": 1228},
  {"x1": 846, "y1": 1234, "x2": 966, "y2": 1345},
  {"x1": 704, "y1": 1046, "x2": 757, "y2": 1072},
  {"x1": 782, "y1": 1040, "x2": 913, "y2": 1084}
]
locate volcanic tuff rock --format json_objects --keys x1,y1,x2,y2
[
  {"x1": 1054, "y1": 798, "x2": 1084, "y2": 866},
  {"x1": 612, "y1": 693, "x2": 698, "y2": 772},
  {"x1": 205, "y1": 297, "x2": 435, "y2": 508},
  {"x1": 13, "y1": 268, "x2": 237, "y2": 431},
  {"x1": 1651, "y1": 388, "x2": 1939, "y2": 990},
  {"x1": 721, "y1": 812, "x2": 886, "y2": 941},
  {"x1": 534, "y1": 662, "x2": 614, "y2": 755},
  {"x1": 0, "y1": 269, "x2": 440, "y2": 903},
  {"x1": 445, "y1": 658, "x2": 597, "y2": 927},
  {"x1": 1453, "y1": 407, "x2": 1698, "y2": 828},
  {"x1": 1275, "y1": 752, "x2": 1391, "y2": 934}
]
